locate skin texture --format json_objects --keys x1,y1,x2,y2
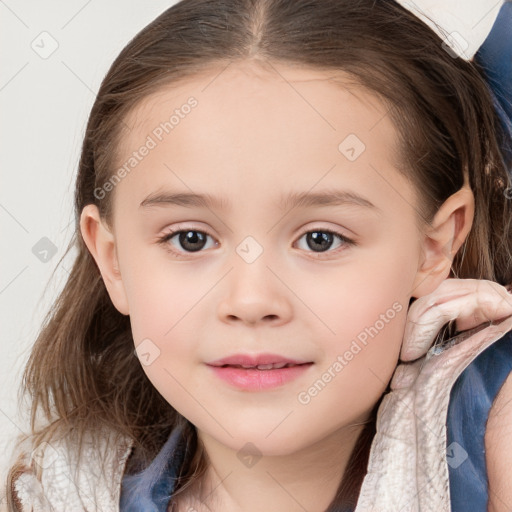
[
  {"x1": 80, "y1": 59, "x2": 474, "y2": 512},
  {"x1": 486, "y1": 371, "x2": 512, "y2": 512}
]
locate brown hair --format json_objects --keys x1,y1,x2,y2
[{"x1": 6, "y1": 0, "x2": 512, "y2": 510}]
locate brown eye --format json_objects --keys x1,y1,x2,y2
[
  {"x1": 295, "y1": 229, "x2": 355, "y2": 255},
  {"x1": 306, "y1": 231, "x2": 335, "y2": 252},
  {"x1": 158, "y1": 228, "x2": 216, "y2": 254},
  {"x1": 157, "y1": 226, "x2": 355, "y2": 258},
  {"x1": 175, "y1": 230, "x2": 208, "y2": 252}
]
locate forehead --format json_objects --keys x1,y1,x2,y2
[
  {"x1": 111, "y1": 60, "x2": 416, "y2": 220},
  {"x1": 118, "y1": 60, "x2": 398, "y2": 158}
]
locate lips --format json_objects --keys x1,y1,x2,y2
[
  {"x1": 207, "y1": 354, "x2": 314, "y2": 390},
  {"x1": 207, "y1": 353, "x2": 312, "y2": 368},
  {"x1": 224, "y1": 362, "x2": 299, "y2": 370}
]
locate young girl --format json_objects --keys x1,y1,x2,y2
[{"x1": 3, "y1": 0, "x2": 512, "y2": 511}]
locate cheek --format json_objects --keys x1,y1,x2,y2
[
  {"x1": 293, "y1": 248, "x2": 414, "y2": 406},
  {"x1": 119, "y1": 245, "x2": 196, "y2": 341},
  {"x1": 121, "y1": 260, "x2": 207, "y2": 385},
  {"x1": 296, "y1": 302, "x2": 408, "y2": 429},
  {"x1": 127, "y1": 284, "x2": 203, "y2": 388},
  {"x1": 128, "y1": 295, "x2": 203, "y2": 421},
  {"x1": 295, "y1": 246, "x2": 415, "y2": 349}
]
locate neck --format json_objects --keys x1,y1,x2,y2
[{"x1": 172, "y1": 419, "x2": 374, "y2": 512}]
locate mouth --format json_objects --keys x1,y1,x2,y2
[
  {"x1": 206, "y1": 360, "x2": 314, "y2": 390},
  {"x1": 207, "y1": 353, "x2": 313, "y2": 368},
  {"x1": 214, "y1": 362, "x2": 309, "y2": 370}
]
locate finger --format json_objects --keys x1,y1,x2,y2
[
  {"x1": 405, "y1": 278, "x2": 512, "y2": 331},
  {"x1": 402, "y1": 293, "x2": 512, "y2": 362},
  {"x1": 455, "y1": 281, "x2": 512, "y2": 331},
  {"x1": 401, "y1": 279, "x2": 512, "y2": 361},
  {"x1": 407, "y1": 278, "x2": 510, "y2": 324}
]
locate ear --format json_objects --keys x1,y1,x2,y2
[
  {"x1": 80, "y1": 204, "x2": 130, "y2": 315},
  {"x1": 411, "y1": 186, "x2": 475, "y2": 298}
]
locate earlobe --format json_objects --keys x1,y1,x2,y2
[
  {"x1": 79, "y1": 205, "x2": 130, "y2": 315},
  {"x1": 411, "y1": 186, "x2": 475, "y2": 298}
]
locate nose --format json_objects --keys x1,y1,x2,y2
[{"x1": 216, "y1": 251, "x2": 293, "y2": 327}]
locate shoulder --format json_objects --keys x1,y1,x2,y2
[
  {"x1": 1, "y1": 433, "x2": 52, "y2": 512},
  {"x1": 485, "y1": 331, "x2": 512, "y2": 512},
  {"x1": 394, "y1": 0, "x2": 503, "y2": 59},
  {"x1": 356, "y1": 320, "x2": 512, "y2": 511},
  {"x1": 5, "y1": 427, "x2": 134, "y2": 512}
]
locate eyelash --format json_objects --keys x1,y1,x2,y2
[{"x1": 156, "y1": 225, "x2": 356, "y2": 258}]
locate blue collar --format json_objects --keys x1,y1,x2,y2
[{"x1": 120, "y1": 423, "x2": 187, "y2": 511}]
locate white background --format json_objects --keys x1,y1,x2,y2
[{"x1": 0, "y1": 0, "x2": 179, "y2": 476}]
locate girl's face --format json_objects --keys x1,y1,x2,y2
[{"x1": 106, "y1": 61, "x2": 430, "y2": 455}]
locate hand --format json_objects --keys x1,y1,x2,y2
[{"x1": 400, "y1": 278, "x2": 512, "y2": 362}]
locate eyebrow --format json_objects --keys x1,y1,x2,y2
[{"x1": 139, "y1": 189, "x2": 380, "y2": 212}]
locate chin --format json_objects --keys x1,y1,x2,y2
[{"x1": 218, "y1": 429, "x2": 309, "y2": 458}]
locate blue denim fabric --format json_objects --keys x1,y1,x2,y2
[
  {"x1": 446, "y1": 329, "x2": 512, "y2": 511},
  {"x1": 474, "y1": 1, "x2": 512, "y2": 163},
  {"x1": 119, "y1": 424, "x2": 186, "y2": 511}
]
